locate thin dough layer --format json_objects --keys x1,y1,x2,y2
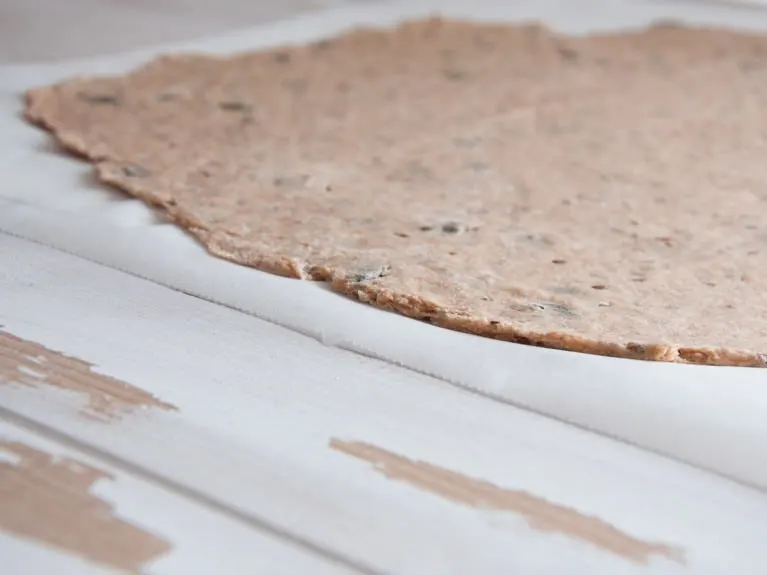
[{"x1": 25, "y1": 19, "x2": 767, "y2": 366}]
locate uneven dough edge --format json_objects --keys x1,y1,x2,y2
[{"x1": 23, "y1": 85, "x2": 767, "y2": 369}]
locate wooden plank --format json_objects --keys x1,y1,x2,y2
[
  {"x1": 2, "y1": 234, "x2": 767, "y2": 574},
  {"x1": 0, "y1": 417, "x2": 356, "y2": 575}
]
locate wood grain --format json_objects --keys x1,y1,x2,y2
[
  {"x1": 1, "y1": 439, "x2": 172, "y2": 574},
  {"x1": 330, "y1": 439, "x2": 686, "y2": 566},
  {"x1": 2, "y1": 235, "x2": 767, "y2": 574},
  {"x1": 0, "y1": 330, "x2": 176, "y2": 422},
  {"x1": 0, "y1": 417, "x2": 356, "y2": 574}
]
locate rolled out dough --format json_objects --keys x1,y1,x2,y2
[{"x1": 25, "y1": 19, "x2": 767, "y2": 366}]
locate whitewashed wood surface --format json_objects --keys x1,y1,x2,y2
[
  {"x1": 2, "y1": 0, "x2": 767, "y2": 573},
  {"x1": 0, "y1": 418, "x2": 352, "y2": 575},
  {"x1": 3, "y1": 233, "x2": 767, "y2": 574}
]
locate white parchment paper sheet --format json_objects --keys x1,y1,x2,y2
[{"x1": 1, "y1": 0, "x2": 766, "y2": 489}]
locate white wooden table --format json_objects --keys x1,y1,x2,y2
[{"x1": 2, "y1": 1, "x2": 767, "y2": 573}]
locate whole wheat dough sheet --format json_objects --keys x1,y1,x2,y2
[{"x1": 24, "y1": 19, "x2": 767, "y2": 366}]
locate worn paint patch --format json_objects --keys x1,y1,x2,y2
[
  {"x1": 0, "y1": 441, "x2": 172, "y2": 573},
  {"x1": 330, "y1": 439, "x2": 685, "y2": 566},
  {"x1": 0, "y1": 330, "x2": 176, "y2": 422}
]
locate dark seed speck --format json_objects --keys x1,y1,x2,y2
[
  {"x1": 121, "y1": 165, "x2": 150, "y2": 178},
  {"x1": 218, "y1": 101, "x2": 250, "y2": 112},
  {"x1": 273, "y1": 175, "x2": 309, "y2": 188},
  {"x1": 656, "y1": 236, "x2": 674, "y2": 247},
  {"x1": 627, "y1": 343, "x2": 648, "y2": 354},
  {"x1": 274, "y1": 51, "x2": 291, "y2": 63},
  {"x1": 469, "y1": 162, "x2": 490, "y2": 173},
  {"x1": 557, "y1": 45, "x2": 578, "y2": 61},
  {"x1": 347, "y1": 265, "x2": 391, "y2": 283},
  {"x1": 78, "y1": 92, "x2": 120, "y2": 105},
  {"x1": 443, "y1": 69, "x2": 466, "y2": 81},
  {"x1": 531, "y1": 301, "x2": 577, "y2": 317}
]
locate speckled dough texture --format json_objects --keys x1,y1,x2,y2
[{"x1": 25, "y1": 19, "x2": 767, "y2": 366}]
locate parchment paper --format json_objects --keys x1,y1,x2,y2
[{"x1": 1, "y1": 0, "x2": 767, "y2": 489}]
